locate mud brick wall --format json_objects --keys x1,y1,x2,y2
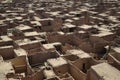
[
  {"x1": 0, "y1": 46, "x2": 15, "y2": 60},
  {"x1": 69, "y1": 63, "x2": 86, "y2": 80}
]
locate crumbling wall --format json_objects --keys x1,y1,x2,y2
[
  {"x1": 108, "y1": 53, "x2": 120, "y2": 70},
  {"x1": 0, "y1": 46, "x2": 15, "y2": 60},
  {"x1": 22, "y1": 70, "x2": 44, "y2": 80},
  {"x1": 53, "y1": 64, "x2": 69, "y2": 76},
  {"x1": 28, "y1": 51, "x2": 58, "y2": 66},
  {"x1": 20, "y1": 42, "x2": 40, "y2": 50},
  {"x1": 86, "y1": 69, "x2": 100, "y2": 80},
  {"x1": 69, "y1": 63, "x2": 86, "y2": 80},
  {"x1": 11, "y1": 56, "x2": 27, "y2": 73}
]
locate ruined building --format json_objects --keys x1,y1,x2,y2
[{"x1": 0, "y1": 0, "x2": 120, "y2": 80}]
